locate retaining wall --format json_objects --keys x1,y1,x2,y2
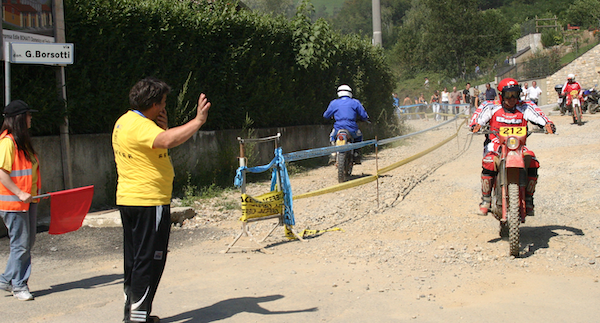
[{"x1": 0, "y1": 123, "x2": 342, "y2": 237}]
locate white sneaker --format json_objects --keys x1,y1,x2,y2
[{"x1": 13, "y1": 289, "x2": 34, "y2": 301}]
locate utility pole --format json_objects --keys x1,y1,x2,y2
[
  {"x1": 372, "y1": 0, "x2": 382, "y2": 46},
  {"x1": 53, "y1": 0, "x2": 73, "y2": 189}
]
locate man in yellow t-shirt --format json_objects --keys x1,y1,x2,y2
[{"x1": 112, "y1": 77, "x2": 210, "y2": 323}]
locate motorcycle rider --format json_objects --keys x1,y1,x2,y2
[
  {"x1": 469, "y1": 78, "x2": 556, "y2": 217},
  {"x1": 560, "y1": 74, "x2": 582, "y2": 115},
  {"x1": 323, "y1": 85, "x2": 369, "y2": 164}
]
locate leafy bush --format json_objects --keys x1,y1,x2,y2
[
  {"x1": 3, "y1": 0, "x2": 395, "y2": 136},
  {"x1": 541, "y1": 29, "x2": 563, "y2": 47}
]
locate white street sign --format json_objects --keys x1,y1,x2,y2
[{"x1": 10, "y1": 42, "x2": 74, "y2": 65}]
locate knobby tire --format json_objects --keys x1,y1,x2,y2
[{"x1": 508, "y1": 183, "x2": 521, "y2": 257}]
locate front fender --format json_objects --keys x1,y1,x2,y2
[{"x1": 505, "y1": 151, "x2": 525, "y2": 168}]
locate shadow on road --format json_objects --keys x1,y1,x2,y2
[
  {"x1": 487, "y1": 225, "x2": 584, "y2": 258},
  {"x1": 161, "y1": 294, "x2": 317, "y2": 323},
  {"x1": 33, "y1": 273, "x2": 122, "y2": 298},
  {"x1": 520, "y1": 225, "x2": 584, "y2": 257}
]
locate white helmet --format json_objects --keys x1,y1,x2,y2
[
  {"x1": 337, "y1": 85, "x2": 352, "y2": 98},
  {"x1": 567, "y1": 73, "x2": 575, "y2": 81}
]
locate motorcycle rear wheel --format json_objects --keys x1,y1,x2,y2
[
  {"x1": 507, "y1": 183, "x2": 521, "y2": 257},
  {"x1": 336, "y1": 151, "x2": 353, "y2": 183},
  {"x1": 337, "y1": 151, "x2": 347, "y2": 183}
]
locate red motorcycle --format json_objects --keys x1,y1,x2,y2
[
  {"x1": 566, "y1": 89, "x2": 583, "y2": 125},
  {"x1": 486, "y1": 125, "x2": 534, "y2": 257}
]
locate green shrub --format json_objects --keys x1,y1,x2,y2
[
  {"x1": 541, "y1": 29, "x2": 563, "y2": 47},
  {"x1": 4, "y1": 0, "x2": 394, "y2": 137}
]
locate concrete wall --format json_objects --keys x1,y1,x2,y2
[
  {"x1": 0, "y1": 124, "x2": 335, "y2": 237},
  {"x1": 517, "y1": 33, "x2": 543, "y2": 54}
]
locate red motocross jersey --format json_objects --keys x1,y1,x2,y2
[
  {"x1": 471, "y1": 101, "x2": 551, "y2": 149},
  {"x1": 561, "y1": 81, "x2": 582, "y2": 96}
]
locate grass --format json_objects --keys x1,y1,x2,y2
[{"x1": 560, "y1": 40, "x2": 600, "y2": 66}]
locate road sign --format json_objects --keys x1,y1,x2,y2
[{"x1": 10, "y1": 42, "x2": 74, "y2": 65}]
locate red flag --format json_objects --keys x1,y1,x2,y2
[{"x1": 48, "y1": 185, "x2": 94, "y2": 235}]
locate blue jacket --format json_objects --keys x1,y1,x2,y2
[{"x1": 323, "y1": 96, "x2": 369, "y2": 133}]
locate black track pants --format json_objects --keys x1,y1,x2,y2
[{"x1": 119, "y1": 205, "x2": 171, "y2": 323}]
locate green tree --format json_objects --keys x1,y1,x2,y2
[
  {"x1": 564, "y1": 0, "x2": 600, "y2": 29},
  {"x1": 391, "y1": 0, "x2": 512, "y2": 77}
]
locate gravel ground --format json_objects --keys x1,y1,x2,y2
[{"x1": 1, "y1": 109, "x2": 599, "y2": 322}]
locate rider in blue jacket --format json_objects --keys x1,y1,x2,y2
[{"x1": 323, "y1": 85, "x2": 369, "y2": 163}]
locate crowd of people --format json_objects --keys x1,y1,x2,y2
[{"x1": 392, "y1": 78, "x2": 544, "y2": 121}]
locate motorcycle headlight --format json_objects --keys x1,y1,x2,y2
[{"x1": 507, "y1": 136, "x2": 519, "y2": 149}]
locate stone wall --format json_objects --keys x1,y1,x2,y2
[{"x1": 543, "y1": 43, "x2": 600, "y2": 106}]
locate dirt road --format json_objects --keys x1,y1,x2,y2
[{"x1": 1, "y1": 109, "x2": 599, "y2": 322}]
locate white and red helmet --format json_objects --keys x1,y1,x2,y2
[{"x1": 497, "y1": 78, "x2": 521, "y2": 101}]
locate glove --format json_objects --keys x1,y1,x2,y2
[
  {"x1": 545, "y1": 122, "x2": 556, "y2": 134},
  {"x1": 471, "y1": 124, "x2": 481, "y2": 133}
]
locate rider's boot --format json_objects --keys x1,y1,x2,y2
[
  {"x1": 479, "y1": 175, "x2": 494, "y2": 215},
  {"x1": 525, "y1": 176, "x2": 537, "y2": 217}
]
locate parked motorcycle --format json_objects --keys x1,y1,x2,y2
[
  {"x1": 483, "y1": 125, "x2": 540, "y2": 257},
  {"x1": 335, "y1": 129, "x2": 355, "y2": 183},
  {"x1": 554, "y1": 84, "x2": 567, "y2": 115},
  {"x1": 582, "y1": 86, "x2": 600, "y2": 114}
]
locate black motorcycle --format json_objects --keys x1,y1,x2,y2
[
  {"x1": 554, "y1": 84, "x2": 567, "y2": 115},
  {"x1": 583, "y1": 86, "x2": 600, "y2": 114}
]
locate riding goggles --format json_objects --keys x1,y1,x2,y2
[{"x1": 502, "y1": 90, "x2": 521, "y2": 99}]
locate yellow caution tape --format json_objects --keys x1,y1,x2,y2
[
  {"x1": 293, "y1": 119, "x2": 467, "y2": 200},
  {"x1": 293, "y1": 175, "x2": 378, "y2": 200},
  {"x1": 240, "y1": 191, "x2": 283, "y2": 221}
]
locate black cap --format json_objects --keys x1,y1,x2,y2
[{"x1": 3, "y1": 100, "x2": 37, "y2": 117}]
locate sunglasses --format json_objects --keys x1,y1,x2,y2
[{"x1": 503, "y1": 91, "x2": 520, "y2": 99}]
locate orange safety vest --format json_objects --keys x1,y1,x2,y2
[{"x1": 0, "y1": 130, "x2": 41, "y2": 212}]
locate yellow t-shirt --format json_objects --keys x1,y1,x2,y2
[
  {"x1": 112, "y1": 111, "x2": 174, "y2": 206},
  {"x1": 0, "y1": 137, "x2": 39, "y2": 197}
]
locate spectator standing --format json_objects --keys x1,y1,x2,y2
[
  {"x1": 473, "y1": 87, "x2": 480, "y2": 108},
  {"x1": 392, "y1": 93, "x2": 399, "y2": 109},
  {"x1": 112, "y1": 77, "x2": 211, "y2": 323},
  {"x1": 441, "y1": 87, "x2": 450, "y2": 120},
  {"x1": 430, "y1": 91, "x2": 440, "y2": 121},
  {"x1": 417, "y1": 93, "x2": 427, "y2": 120},
  {"x1": 0, "y1": 100, "x2": 40, "y2": 302},
  {"x1": 402, "y1": 95, "x2": 412, "y2": 119},
  {"x1": 528, "y1": 81, "x2": 542, "y2": 105},
  {"x1": 424, "y1": 77, "x2": 429, "y2": 88},
  {"x1": 484, "y1": 83, "x2": 497, "y2": 101},
  {"x1": 449, "y1": 86, "x2": 462, "y2": 115},
  {"x1": 463, "y1": 83, "x2": 473, "y2": 115},
  {"x1": 520, "y1": 82, "x2": 529, "y2": 101},
  {"x1": 475, "y1": 64, "x2": 480, "y2": 74}
]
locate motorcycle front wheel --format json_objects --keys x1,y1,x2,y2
[
  {"x1": 508, "y1": 183, "x2": 521, "y2": 257},
  {"x1": 573, "y1": 104, "x2": 583, "y2": 125},
  {"x1": 590, "y1": 103, "x2": 598, "y2": 114}
]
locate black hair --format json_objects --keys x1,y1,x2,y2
[
  {"x1": 128, "y1": 77, "x2": 172, "y2": 112},
  {"x1": 0, "y1": 113, "x2": 35, "y2": 162}
]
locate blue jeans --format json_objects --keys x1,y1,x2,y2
[{"x1": 0, "y1": 203, "x2": 37, "y2": 291}]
